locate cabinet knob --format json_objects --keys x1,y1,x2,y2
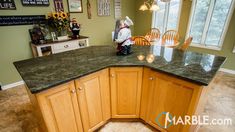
[
  {"x1": 78, "y1": 87, "x2": 83, "y2": 90},
  {"x1": 71, "y1": 89, "x2": 76, "y2": 93},
  {"x1": 111, "y1": 74, "x2": 115, "y2": 77},
  {"x1": 149, "y1": 77, "x2": 154, "y2": 80},
  {"x1": 64, "y1": 45, "x2": 69, "y2": 48}
]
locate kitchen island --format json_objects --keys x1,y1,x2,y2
[{"x1": 14, "y1": 45, "x2": 226, "y2": 132}]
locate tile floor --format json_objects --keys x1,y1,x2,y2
[
  {"x1": 0, "y1": 71, "x2": 234, "y2": 132},
  {"x1": 98, "y1": 122, "x2": 153, "y2": 132}
]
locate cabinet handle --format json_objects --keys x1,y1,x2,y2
[
  {"x1": 149, "y1": 77, "x2": 154, "y2": 80},
  {"x1": 71, "y1": 89, "x2": 76, "y2": 93},
  {"x1": 111, "y1": 74, "x2": 115, "y2": 77},
  {"x1": 78, "y1": 87, "x2": 83, "y2": 90},
  {"x1": 64, "y1": 45, "x2": 69, "y2": 48}
]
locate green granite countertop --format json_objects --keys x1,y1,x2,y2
[{"x1": 14, "y1": 45, "x2": 226, "y2": 93}]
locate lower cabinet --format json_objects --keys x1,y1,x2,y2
[
  {"x1": 36, "y1": 81, "x2": 83, "y2": 132},
  {"x1": 110, "y1": 67, "x2": 143, "y2": 118},
  {"x1": 140, "y1": 68, "x2": 203, "y2": 132},
  {"x1": 75, "y1": 69, "x2": 111, "y2": 132}
]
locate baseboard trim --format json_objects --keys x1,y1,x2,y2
[
  {"x1": 219, "y1": 68, "x2": 235, "y2": 74},
  {"x1": 2, "y1": 81, "x2": 24, "y2": 90}
]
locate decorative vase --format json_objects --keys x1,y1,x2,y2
[{"x1": 57, "y1": 30, "x2": 69, "y2": 41}]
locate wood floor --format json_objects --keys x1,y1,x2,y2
[{"x1": 0, "y1": 71, "x2": 234, "y2": 132}]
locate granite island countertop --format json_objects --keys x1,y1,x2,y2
[{"x1": 14, "y1": 45, "x2": 226, "y2": 93}]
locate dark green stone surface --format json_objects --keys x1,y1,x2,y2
[{"x1": 14, "y1": 45, "x2": 226, "y2": 93}]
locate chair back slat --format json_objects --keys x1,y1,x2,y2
[
  {"x1": 132, "y1": 36, "x2": 151, "y2": 46},
  {"x1": 163, "y1": 30, "x2": 179, "y2": 41},
  {"x1": 145, "y1": 28, "x2": 161, "y2": 41}
]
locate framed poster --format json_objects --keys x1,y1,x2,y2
[
  {"x1": 0, "y1": 15, "x2": 46, "y2": 26},
  {"x1": 54, "y1": 0, "x2": 64, "y2": 12},
  {"x1": 0, "y1": 0, "x2": 16, "y2": 10},
  {"x1": 114, "y1": 0, "x2": 121, "y2": 19},
  {"x1": 67, "y1": 0, "x2": 83, "y2": 13},
  {"x1": 97, "y1": 0, "x2": 110, "y2": 16},
  {"x1": 21, "y1": 0, "x2": 50, "y2": 6}
]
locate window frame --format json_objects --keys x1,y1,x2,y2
[
  {"x1": 186, "y1": 0, "x2": 235, "y2": 50},
  {"x1": 151, "y1": 0, "x2": 183, "y2": 33}
]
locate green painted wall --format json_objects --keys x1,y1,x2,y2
[
  {"x1": 1, "y1": 0, "x2": 234, "y2": 85},
  {"x1": 0, "y1": 0, "x2": 136, "y2": 85},
  {"x1": 135, "y1": 0, "x2": 235, "y2": 70},
  {"x1": 134, "y1": 0, "x2": 152, "y2": 35}
]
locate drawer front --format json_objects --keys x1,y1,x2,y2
[{"x1": 53, "y1": 41, "x2": 78, "y2": 53}]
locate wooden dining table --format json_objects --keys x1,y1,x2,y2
[{"x1": 149, "y1": 38, "x2": 180, "y2": 48}]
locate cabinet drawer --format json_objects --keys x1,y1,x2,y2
[{"x1": 53, "y1": 41, "x2": 78, "y2": 53}]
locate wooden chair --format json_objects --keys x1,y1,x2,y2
[
  {"x1": 178, "y1": 37, "x2": 193, "y2": 51},
  {"x1": 145, "y1": 28, "x2": 161, "y2": 42},
  {"x1": 162, "y1": 30, "x2": 180, "y2": 41},
  {"x1": 132, "y1": 36, "x2": 151, "y2": 46}
]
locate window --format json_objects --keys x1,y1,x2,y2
[
  {"x1": 152, "y1": 0, "x2": 182, "y2": 33},
  {"x1": 188, "y1": 0, "x2": 235, "y2": 48}
]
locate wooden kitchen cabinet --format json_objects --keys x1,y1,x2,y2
[
  {"x1": 28, "y1": 67, "x2": 206, "y2": 132},
  {"x1": 142, "y1": 69, "x2": 203, "y2": 132},
  {"x1": 36, "y1": 81, "x2": 83, "y2": 132},
  {"x1": 110, "y1": 67, "x2": 143, "y2": 118},
  {"x1": 75, "y1": 69, "x2": 111, "y2": 132},
  {"x1": 140, "y1": 68, "x2": 153, "y2": 121}
]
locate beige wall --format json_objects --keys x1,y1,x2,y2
[
  {"x1": 0, "y1": 0, "x2": 136, "y2": 85},
  {"x1": 135, "y1": 0, "x2": 235, "y2": 70}
]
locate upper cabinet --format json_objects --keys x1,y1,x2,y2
[
  {"x1": 141, "y1": 68, "x2": 203, "y2": 132},
  {"x1": 75, "y1": 69, "x2": 111, "y2": 132},
  {"x1": 36, "y1": 81, "x2": 83, "y2": 132},
  {"x1": 110, "y1": 67, "x2": 143, "y2": 118}
]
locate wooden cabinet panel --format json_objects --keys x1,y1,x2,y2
[
  {"x1": 110, "y1": 67, "x2": 143, "y2": 118},
  {"x1": 75, "y1": 69, "x2": 111, "y2": 132},
  {"x1": 146, "y1": 71, "x2": 202, "y2": 132},
  {"x1": 36, "y1": 81, "x2": 83, "y2": 132},
  {"x1": 140, "y1": 67, "x2": 153, "y2": 121}
]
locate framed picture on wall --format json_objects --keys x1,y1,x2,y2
[
  {"x1": 0, "y1": 0, "x2": 16, "y2": 10},
  {"x1": 67, "y1": 0, "x2": 83, "y2": 13},
  {"x1": 97, "y1": 0, "x2": 111, "y2": 16}
]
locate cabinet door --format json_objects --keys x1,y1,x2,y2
[
  {"x1": 146, "y1": 71, "x2": 202, "y2": 132},
  {"x1": 36, "y1": 81, "x2": 83, "y2": 132},
  {"x1": 140, "y1": 68, "x2": 154, "y2": 121},
  {"x1": 110, "y1": 67, "x2": 143, "y2": 118},
  {"x1": 75, "y1": 69, "x2": 111, "y2": 132}
]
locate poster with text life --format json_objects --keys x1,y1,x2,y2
[{"x1": 0, "y1": 0, "x2": 16, "y2": 10}]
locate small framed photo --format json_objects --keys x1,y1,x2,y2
[{"x1": 67, "y1": 0, "x2": 83, "y2": 13}]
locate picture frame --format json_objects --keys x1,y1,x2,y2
[
  {"x1": 21, "y1": 0, "x2": 50, "y2": 6},
  {"x1": 97, "y1": 0, "x2": 111, "y2": 16},
  {"x1": 0, "y1": 0, "x2": 16, "y2": 10},
  {"x1": 114, "y1": 0, "x2": 121, "y2": 19},
  {"x1": 67, "y1": 0, "x2": 83, "y2": 13}
]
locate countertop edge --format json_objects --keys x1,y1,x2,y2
[{"x1": 18, "y1": 64, "x2": 218, "y2": 94}]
